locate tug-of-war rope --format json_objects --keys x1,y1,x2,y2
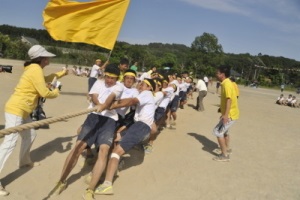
[{"x1": 0, "y1": 107, "x2": 97, "y2": 136}]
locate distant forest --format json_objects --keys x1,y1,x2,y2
[{"x1": 0, "y1": 24, "x2": 299, "y2": 88}]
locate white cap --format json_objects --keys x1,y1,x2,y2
[{"x1": 28, "y1": 45, "x2": 56, "y2": 59}]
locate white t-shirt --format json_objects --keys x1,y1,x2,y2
[
  {"x1": 76, "y1": 68, "x2": 82, "y2": 76},
  {"x1": 158, "y1": 92, "x2": 170, "y2": 109},
  {"x1": 116, "y1": 83, "x2": 139, "y2": 117},
  {"x1": 286, "y1": 97, "x2": 293, "y2": 103},
  {"x1": 139, "y1": 72, "x2": 150, "y2": 81},
  {"x1": 162, "y1": 86, "x2": 174, "y2": 102},
  {"x1": 134, "y1": 90, "x2": 155, "y2": 127},
  {"x1": 204, "y1": 76, "x2": 209, "y2": 83},
  {"x1": 89, "y1": 64, "x2": 100, "y2": 78},
  {"x1": 154, "y1": 91, "x2": 164, "y2": 109},
  {"x1": 196, "y1": 79, "x2": 207, "y2": 91},
  {"x1": 89, "y1": 80, "x2": 123, "y2": 120},
  {"x1": 277, "y1": 96, "x2": 284, "y2": 101},
  {"x1": 170, "y1": 80, "x2": 180, "y2": 96},
  {"x1": 179, "y1": 82, "x2": 189, "y2": 92}
]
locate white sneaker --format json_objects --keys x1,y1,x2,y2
[{"x1": 0, "y1": 186, "x2": 9, "y2": 196}]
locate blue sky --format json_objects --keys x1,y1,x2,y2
[{"x1": 1, "y1": 0, "x2": 300, "y2": 61}]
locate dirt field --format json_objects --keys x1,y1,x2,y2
[{"x1": 0, "y1": 58, "x2": 299, "y2": 200}]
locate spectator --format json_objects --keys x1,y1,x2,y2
[
  {"x1": 276, "y1": 94, "x2": 285, "y2": 105},
  {"x1": 0, "y1": 45, "x2": 67, "y2": 196}
]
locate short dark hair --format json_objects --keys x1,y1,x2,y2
[
  {"x1": 218, "y1": 65, "x2": 231, "y2": 78},
  {"x1": 105, "y1": 63, "x2": 120, "y2": 76},
  {"x1": 119, "y1": 58, "x2": 129, "y2": 65}
]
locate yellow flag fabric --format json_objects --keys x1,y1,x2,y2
[{"x1": 43, "y1": 0, "x2": 130, "y2": 50}]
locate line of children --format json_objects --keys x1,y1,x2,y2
[{"x1": 52, "y1": 68, "x2": 195, "y2": 199}]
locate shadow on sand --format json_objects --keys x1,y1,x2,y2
[
  {"x1": 1, "y1": 135, "x2": 76, "y2": 186},
  {"x1": 118, "y1": 144, "x2": 145, "y2": 172},
  {"x1": 187, "y1": 132, "x2": 219, "y2": 156}
]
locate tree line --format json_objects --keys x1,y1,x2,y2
[{"x1": 0, "y1": 24, "x2": 299, "y2": 88}]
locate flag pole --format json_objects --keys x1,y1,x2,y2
[{"x1": 107, "y1": 50, "x2": 113, "y2": 61}]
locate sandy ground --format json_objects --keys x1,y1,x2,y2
[{"x1": 0, "y1": 58, "x2": 300, "y2": 200}]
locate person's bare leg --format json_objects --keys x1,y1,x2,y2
[
  {"x1": 171, "y1": 112, "x2": 177, "y2": 121},
  {"x1": 166, "y1": 110, "x2": 171, "y2": 127},
  {"x1": 87, "y1": 144, "x2": 110, "y2": 190},
  {"x1": 224, "y1": 133, "x2": 230, "y2": 150},
  {"x1": 217, "y1": 137, "x2": 227, "y2": 156},
  {"x1": 148, "y1": 123, "x2": 158, "y2": 146},
  {"x1": 104, "y1": 145, "x2": 125, "y2": 183}
]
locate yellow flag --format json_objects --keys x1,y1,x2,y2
[{"x1": 43, "y1": 0, "x2": 130, "y2": 50}]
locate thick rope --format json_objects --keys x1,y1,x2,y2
[{"x1": 0, "y1": 107, "x2": 97, "y2": 136}]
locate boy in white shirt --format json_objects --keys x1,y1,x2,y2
[
  {"x1": 166, "y1": 74, "x2": 180, "y2": 128},
  {"x1": 276, "y1": 94, "x2": 285, "y2": 105},
  {"x1": 144, "y1": 78, "x2": 171, "y2": 153},
  {"x1": 115, "y1": 69, "x2": 139, "y2": 141},
  {"x1": 95, "y1": 78, "x2": 156, "y2": 195},
  {"x1": 288, "y1": 96, "x2": 297, "y2": 107},
  {"x1": 284, "y1": 94, "x2": 293, "y2": 106},
  {"x1": 51, "y1": 64, "x2": 123, "y2": 199}
]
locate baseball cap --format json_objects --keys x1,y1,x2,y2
[{"x1": 28, "y1": 45, "x2": 56, "y2": 59}]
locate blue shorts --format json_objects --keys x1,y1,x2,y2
[
  {"x1": 168, "y1": 95, "x2": 179, "y2": 112},
  {"x1": 119, "y1": 121, "x2": 150, "y2": 152},
  {"x1": 77, "y1": 113, "x2": 116, "y2": 147},
  {"x1": 187, "y1": 85, "x2": 193, "y2": 93},
  {"x1": 179, "y1": 91, "x2": 187, "y2": 102},
  {"x1": 117, "y1": 109, "x2": 135, "y2": 129},
  {"x1": 88, "y1": 77, "x2": 97, "y2": 92},
  {"x1": 154, "y1": 107, "x2": 165, "y2": 122}
]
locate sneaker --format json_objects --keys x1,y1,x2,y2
[
  {"x1": 50, "y1": 181, "x2": 67, "y2": 196},
  {"x1": 95, "y1": 184, "x2": 113, "y2": 195},
  {"x1": 144, "y1": 144, "x2": 153, "y2": 154},
  {"x1": 214, "y1": 148, "x2": 232, "y2": 155},
  {"x1": 213, "y1": 154, "x2": 230, "y2": 162},
  {"x1": 82, "y1": 189, "x2": 95, "y2": 200},
  {"x1": 0, "y1": 186, "x2": 9, "y2": 196},
  {"x1": 19, "y1": 162, "x2": 40, "y2": 168}
]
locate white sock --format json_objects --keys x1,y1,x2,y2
[{"x1": 103, "y1": 181, "x2": 112, "y2": 186}]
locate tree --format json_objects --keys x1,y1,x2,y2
[
  {"x1": 0, "y1": 33, "x2": 11, "y2": 55},
  {"x1": 191, "y1": 32, "x2": 223, "y2": 54}
]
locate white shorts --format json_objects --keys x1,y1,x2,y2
[{"x1": 213, "y1": 119, "x2": 236, "y2": 138}]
